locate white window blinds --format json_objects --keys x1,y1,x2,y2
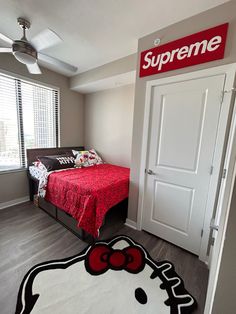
[{"x1": 0, "y1": 73, "x2": 59, "y2": 171}]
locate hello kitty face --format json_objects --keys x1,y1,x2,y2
[{"x1": 16, "y1": 236, "x2": 197, "y2": 314}]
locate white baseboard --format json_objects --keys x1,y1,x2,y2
[
  {"x1": 0, "y1": 196, "x2": 29, "y2": 210},
  {"x1": 125, "y1": 218, "x2": 137, "y2": 230}
]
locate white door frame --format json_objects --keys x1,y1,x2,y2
[
  {"x1": 204, "y1": 93, "x2": 236, "y2": 313},
  {"x1": 137, "y1": 63, "x2": 236, "y2": 262}
]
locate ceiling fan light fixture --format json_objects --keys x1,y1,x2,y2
[
  {"x1": 12, "y1": 40, "x2": 37, "y2": 65},
  {"x1": 13, "y1": 51, "x2": 36, "y2": 65}
]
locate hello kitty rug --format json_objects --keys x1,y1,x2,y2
[{"x1": 15, "y1": 235, "x2": 197, "y2": 314}]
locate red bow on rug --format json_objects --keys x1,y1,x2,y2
[{"x1": 85, "y1": 243, "x2": 145, "y2": 275}]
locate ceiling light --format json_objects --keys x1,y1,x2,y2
[
  {"x1": 13, "y1": 51, "x2": 36, "y2": 64},
  {"x1": 12, "y1": 40, "x2": 37, "y2": 65}
]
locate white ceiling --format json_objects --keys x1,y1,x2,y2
[{"x1": 0, "y1": 0, "x2": 229, "y2": 76}]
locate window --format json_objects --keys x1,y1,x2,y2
[{"x1": 0, "y1": 73, "x2": 59, "y2": 171}]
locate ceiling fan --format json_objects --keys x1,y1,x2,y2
[{"x1": 0, "y1": 17, "x2": 77, "y2": 75}]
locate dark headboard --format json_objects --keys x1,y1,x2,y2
[{"x1": 26, "y1": 146, "x2": 84, "y2": 167}]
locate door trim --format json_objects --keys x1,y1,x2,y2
[
  {"x1": 204, "y1": 86, "x2": 236, "y2": 314},
  {"x1": 137, "y1": 63, "x2": 236, "y2": 262}
]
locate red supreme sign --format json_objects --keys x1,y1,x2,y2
[{"x1": 139, "y1": 23, "x2": 228, "y2": 78}]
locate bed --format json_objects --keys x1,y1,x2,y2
[{"x1": 27, "y1": 147, "x2": 130, "y2": 240}]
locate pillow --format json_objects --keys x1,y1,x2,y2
[
  {"x1": 75, "y1": 149, "x2": 103, "y2": 168},
  {"x1": 32, "y1": 161, "x2": 47, "y2": 171},
  {"x1": 72, "y1": 149, "x2": 79, "y2": 156},
  {"x1": 38, "y1": 155, "x2": 75, "y2": 171},
  {"x1": 72, "y1": 149, "x2": 86, "y2": 156}
]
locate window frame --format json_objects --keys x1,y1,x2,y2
[{"x1": 0, "y1": 69, "x2": 60, "y2": 173}]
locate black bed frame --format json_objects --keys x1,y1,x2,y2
[
  {"x1": 27, "y1": 147, "x2": 84, "y2": 201},
  {"x1": 26, "y1": 147, "x2": 128, "y2": 242}
]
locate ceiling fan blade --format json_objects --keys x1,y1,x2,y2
[
  {"x1": 26, "y1": 62, "x2": 42, "y2": 74},
  {"x1": 38, "y1": 53, "x2": 77, "y2": 73},
  {"x1": 0, "y1": 47, "x2": 12, "y2": 53},
  {"x1": 30, "y1": 28, "x2": 62, "y2": 52},
  {"x1": 0, "y1": 32, "x2": 13, "y2": 45}
]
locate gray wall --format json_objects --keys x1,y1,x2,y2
[
  {"x1": 84, "y1": 84, "x2": 134, "y2": 167},
  {"x1": 128, "y1": 1, "x2": 236, "y2": 222},
  {"x1": 0, "y1": 54, "x2": 84, "y2": 204},
  {"x1": 212, "y1": 177, "x2": 236, "y2": 314}
]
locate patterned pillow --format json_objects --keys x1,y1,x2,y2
[
  {"x1": 32, "y1": 161, "x2": 48, "y2": 171},
  {"x1": 75, "y1": 149, "x2": 103, "y2": 168},
  {"x1": 72, "y1": 149, "x2": 88, "y2": 157},
  {"x1": 38, "y1": 155, "x2": 75, "y2": 171}
]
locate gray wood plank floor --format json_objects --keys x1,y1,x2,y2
[{"x1": 0, "y1": 202, "x2": 208, "y2": 314}]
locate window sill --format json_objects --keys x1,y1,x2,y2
[{"x1": 0, "y1": 168, "x2": 27, "y2": 175}]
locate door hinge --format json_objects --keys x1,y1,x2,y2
[
  {"x1": 201, "y1": 229, "x2": 204, "y2": 237},
  {"x1": 210, "y1": 237, "x2": 215, "y2": 246},
  {"x1": 222, "y1": 168, "x2": 227, "y2": 179},
  {"x1": 221, "y1": 87, "x2": 236, "y2": 103},
  {"x1": 210, "y1": 165, "x2": 214, "y2": 175},
  {"x1": 210, "y1": 217, "x2": 219, "y2": 231}
]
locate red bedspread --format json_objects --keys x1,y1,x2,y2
[{"x1": 45, "y1": 164, "x2": 130, "y2": 237}]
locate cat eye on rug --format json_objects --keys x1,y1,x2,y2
[{"x1": 15, "y1": 235, "x2": 197, "y2": 314}]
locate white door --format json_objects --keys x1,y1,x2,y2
[
  {"x1": 142, "y1": 74, "x2": 226, "y2": 255},
  {"x1": 204, "y1": 93, "x2": 236, "y2": 314}
]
